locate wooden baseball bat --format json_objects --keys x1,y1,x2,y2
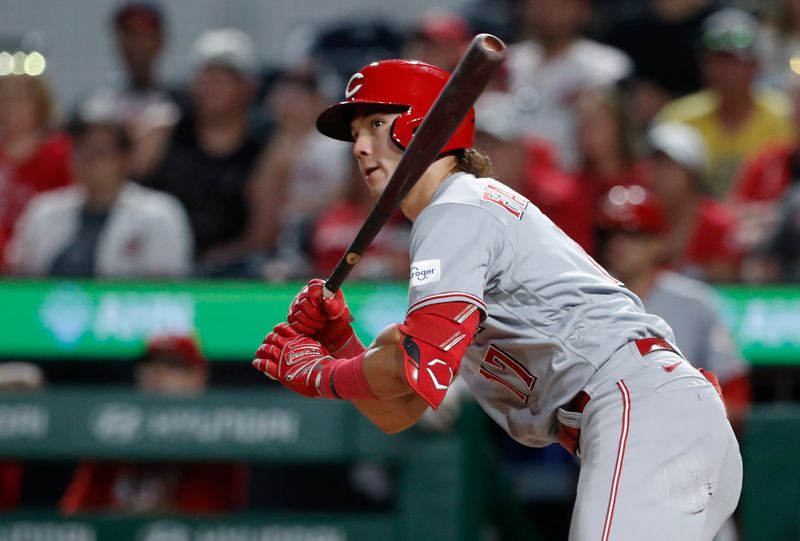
[{"x1": 324, "y1": 33, "x2": 507, "y2": 295}]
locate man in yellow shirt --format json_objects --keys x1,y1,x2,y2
[{"x1": 658, "y1": 8, "x2": 794, "y2": 199}]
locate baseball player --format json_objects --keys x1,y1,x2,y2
[{"x1": 253, "y1": 60, "x2": 742, "y2": 541}]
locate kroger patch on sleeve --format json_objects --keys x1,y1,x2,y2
[{"x1": 410, "y1": 259, "x2": 441, "y2": 288}]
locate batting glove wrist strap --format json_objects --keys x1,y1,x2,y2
[{"x1": 319, "y1": 351, "x2": 376, "y2": 401}]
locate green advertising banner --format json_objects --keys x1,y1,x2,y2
[
  {"x1": 0, "y1": 280, "x2": 798, "y2": 365},
  {"x1": 714, "y1": 286, "x2": 800, "y2": 366},
  {"x1": 0, "y1": 513, "x2": 397, "y2": 541},
  {"x1": 0, "y1": 280, "x2": 407, "y2": 361},
  {"x1": 0, "y1": 391, "x2": 489, "y2": 541},
  {"x1": 0, "y1": 389, "x2": 378, "y2": 461}
]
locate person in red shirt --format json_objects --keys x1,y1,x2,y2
[
  {"x1": 648, "y1": 122, "x2": 741, "y2": 281},
  {"x1": 473, "y1": 91, "x2": 594, "y2": 251},
  {"x1": 311, "y1": 162, "x2": 410, "y2": 280},
  {"x1": 732, "y1": 144, "x2": 795, "y2": 204},
  {"x1": 0, "y1": 75, "x2": 73, "y2": 270},
  {"x1": 60, "y1": 336, "x2": 246, "y2": 515},
  {"x1": 728, "y1": 85, "x2": 800, "y2": 262},
  {"x1": 574, "y1": 88, "x2": 651, "y2": 256}
]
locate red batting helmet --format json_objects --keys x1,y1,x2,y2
[
  {"x1": 316, "y1": 59, "x2": 475, "y2": 154},
  {"x1": 596, "y1": 185, "x2": 668, "y2": 235}
]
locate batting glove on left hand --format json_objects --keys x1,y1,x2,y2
[{"x1": 253, "y1": 323, "x2": 336, "y2": 399}]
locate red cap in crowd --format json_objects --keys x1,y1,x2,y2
[
  {"x1": 596, "y1": 185, "x2": 668, "y2": 235},
  {"x1": 143, "y1": 334, "x2": 207, "y2": 370}
]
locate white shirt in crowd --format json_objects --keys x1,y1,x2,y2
[
  {"x1": 7, "y1": 182, "x2": 193, "y2": 278},
  {"x1": 507, "y1": 38, "x2": 632, "y2": 170}
]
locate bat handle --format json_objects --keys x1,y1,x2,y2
[{"x1": 322, "y1": 282, "x2": 336, "y2": 299}]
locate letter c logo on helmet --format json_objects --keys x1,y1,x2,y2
[
  {"x1": 316, "y1": 59, "x2": 475, "y2": 155},
  {"x1": 345, "y1": 73, "x2": 364, "y2": 99}
]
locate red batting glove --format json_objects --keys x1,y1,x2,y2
[
  {"x1": 253, "y1": 323, "x2": 336, "y2": 398},
  {"x1": 287, "y1": 279, "x2": 366, "y2": 357}
]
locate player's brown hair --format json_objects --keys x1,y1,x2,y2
[{"x1": 453, "y1": 147, "x2": 493, "y2": 178}]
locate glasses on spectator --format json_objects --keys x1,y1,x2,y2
[{"x1": 703, "y1": 26, "x2": 754, "y2": 54}]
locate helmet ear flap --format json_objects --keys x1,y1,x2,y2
[
  {"x1": 390, "y1": 114, "x2": 416, "y2": 151},
  {"x1": 389, "y1": 115, "x2": 407, "y2": 151},
  {"x1": 391, "y1": 110, "x2": 427, "y2": 152}
]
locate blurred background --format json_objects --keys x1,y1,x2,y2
[{"x1": 0, "y1": 0, "x2": 798, "y2": 539}]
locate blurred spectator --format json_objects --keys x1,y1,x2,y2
[
  {"x1": 311, "y1": 162, "x2": 410, "y2": 279},
  {"x1": 507, "y1": 0, "x2": 632, "y2": 170},
  {"x1": 648, "y1": 122, "x2": 740, "y2": 281},
  {"x1": 308, "y1": 20, "x2": 404, "y2": 99},
  {"x1": 474, "y1": 91, "x2": 593, "y2": 251},
  {"x1": 403, "y1": 11, "x2": 472, "y2": 72},
  {"x1": 60, "y1": 336, "x2": 247, "y2": 515},
  {"x1": 6, "y1": 111, "x2": 191, "y2": 277},
  {"x1": 758, "y1": 0, "x2": 800, "y2": 92},
  {"x1": 574, "y1": 87, "x2": 649, "y2": 218},
  {"x1": 657, "y1": 8, "x2": 793, "y2": 199},
  {"x1": 751, "y1": 183, "x2": 800, "y2": 282},
  {"x1": 460, "y1": 0, "x2": 516, "y2": 43},
  {"x1": 80, "y1": 2, "x2": 179, "y2": 142},
  {"x1": 0, "y1": 75, "x2": 73, "y2": 272},
  {"x1": 139, "y1": 29, "x2": 268, "y2": 275},
  {"x1": 595, "y1": 185, "x2": 751, "y2": 423},
  {"x1": 252, "y1": 68, "x2": 350, "y2": 281},
  {"x1": 731, "y1": 83, "x2": 800, "y2": 259},
  {"x1": 603, "y1": 0, "x2": 714, "y2": 127},
  {"x1": 0, "y1": 362, "x2": 45, "y2": 510}
]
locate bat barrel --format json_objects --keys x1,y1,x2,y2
[{"x1": 475, "y1": 33, "x2": 506, "y2": 57}]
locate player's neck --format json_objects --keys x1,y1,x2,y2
[{"x1": 400, "y1": 158, "x2": 458, "y2": 221}]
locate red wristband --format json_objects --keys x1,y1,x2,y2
[
  {"x1": 330, "y1": 333, "x2": 367, "y2": 359},
  {"x1": 318, "y1": 352, "x2": 377, "y2": 400}
]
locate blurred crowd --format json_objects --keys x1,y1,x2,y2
[
  {"x1": 1, "y1": 0, "x2": 797, "y2": 534},
  {"x1": 2, "y1": 0, "x2": 800, "y2": 285}
]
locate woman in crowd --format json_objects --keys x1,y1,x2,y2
[
  {"x1": 6, "y1": 111, "x2": 192, "y2": 278},
  {"x1": 575, "y1": 88, "x2": 648, "y2": 204},
  {"x1": 0, "y1": 74, "x2": 73, "y2": 271},
  {"x1": 574, "y1": 88, "x2": 649, "y2": 255}
]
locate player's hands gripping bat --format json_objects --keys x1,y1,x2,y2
[{"x1": 288, "y1": 279, "x2": 366, "y2": 358}]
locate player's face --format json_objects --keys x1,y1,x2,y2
[{"x1": 350, "y1": 111, "x2": 403, "y2": 197}]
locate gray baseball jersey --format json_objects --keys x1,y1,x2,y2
[
  {"x1": 643, "y1": 271, "x2": 749, "y2": 385},
  {"x1": 407, "y1": 172, "x2": 674, "y2": 447}
]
